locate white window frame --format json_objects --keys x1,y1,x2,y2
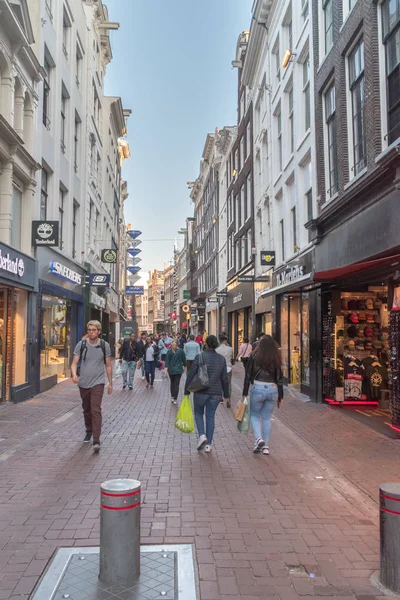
[
  {"x1": 346, "y1": 37, "x2": 366, "y2": 179},
  {"x1": 323, "y1": 81, "x2": 338, "y2": 200}
]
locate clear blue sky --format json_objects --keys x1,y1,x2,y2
[{"x1": 104, "y1": 0, "x2": 252, "y2": 272}]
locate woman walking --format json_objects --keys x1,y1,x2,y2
[
  {"x1": 144, "y1": 336, "x2": 159, "y2": 389},
  {"x1": 165, "y1": 341, "x2": 187, "y2": 404},
  {"x1": 242, "y1": 335, "x2": 283, "y2": 455},
  {"x1": 185, "y1": 335, "x2": 229, "y2": 454},
  {"x1": 237, "y1": 337, "x2": 253, "y2": 372}
]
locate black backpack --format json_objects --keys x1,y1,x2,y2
[{"x1": 77, "y1": 339, "x2": 106, "y2": 375}]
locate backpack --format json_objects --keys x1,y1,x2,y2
[{"x1": 77, "y1": 339, "x2": 106, "y2": 375}]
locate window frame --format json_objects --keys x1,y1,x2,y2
[
  {"x1": 324, "y1": 83, "x2": 338, "y2": 198},
  {"x1": 59, "y1": 188, "x2": 65, "y2": 251},
  {"x1": 323, "y1": 0, "x2": 334, "y2": 55},
  {"x1": 348, "y1": 38, "x2": 366, "y2": 176}
]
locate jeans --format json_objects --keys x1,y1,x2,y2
[
  {"x1": 140, "y1": 359, "x2": 145, "y2": 377},
  {"x1": 122, "y1": 360, "x2": 137, "y2": 387},
  {"x1": 227, "y1": 371, "x2": 232, "y2": 398},
  {"x1": 79, "y1": 384, "x2": 104, "y2": 442},
  {"x1": 145, "y1": 361, "x2": 156, "y2": 385},
  {"x1": 193, "y1": 393, "x2": 220, "y2": 444},
  {"x1": 169, "y1": 373, "x2": 182, "y2": 400},
  {"x1": 250, "y1": 382, "x2": 278, "y2": 444}
]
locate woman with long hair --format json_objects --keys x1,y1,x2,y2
[
  {"x1": 165, "y1": 341, "x2": 186, "y2": 404},
  {"x1": 242, "y1": 335, "x2": 283, "y2": 455},
  {"x1": 237, "y1": 336, "x2": 252, "y2": 372},
  {"x1": 144, "y1": 336, "x2": 159, "y2": 389}
]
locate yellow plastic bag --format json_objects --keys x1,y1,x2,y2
[{"x1": 174, "y1": 395, "x2": 195, "y2": 433}]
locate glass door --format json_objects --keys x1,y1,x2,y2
[{"x1": 0, "y1": 289, "x2": 5, "y2": 401}]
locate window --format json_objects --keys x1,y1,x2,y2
[
  {"x1": 246, "y1": 175, "x2": 252, "y2": 222},
  {"x1": 273, "y1": 37, "x2": 280, "y2": 85},
  {"x1": 234, "y1": 148, "x2": 239, "y2": 174},
  {"x1": 74, "y1": 114, "x2": 80, "y2": 172},
  {"x1": 246, "y1": 123, "x2": 251, "y2": 159},
  {"x1": 291, "y1": 206, "x2": 297, "y2": 250},
  {"x1": 382, "y1": 0, "x2": 400, "y2": 144},
  {"x1": 240, "y1": 136, "x2": 245, "y2": 169},
  {"x1": 42, "y1": 51, "x2": 52, "y2": 129},
  {"x1": 288, "y1": 87, "x2": 294, "y2": 154},
  {"x1": 348, "y1": 39, "x2": 366, "y2": 175},
  {"x1": 40, "y1": 167, "x2": 48, "y2": 220},
  {"x1": 276, "y1": 107, "x2": 282, "y2": 172},
  {"x1": 306, "y1": 189, "x2": 313, "y2": 222},
  {"x1": 59, "y1": 188, "x2": 65, "y2": 250},
  {"x1": 303, "y1": 56, "x2": 311, "y2": 131},
  {"x1": 236, "y1": 194, "x2": 241, "y2": 230},
  {"x1": 325, "y1": 83, "x2": 338, "y2": 197},
  {"x1": 62, "y1": 7, "x2": 71, "y2": 59},
  {"x1": 72, "y1": 201, "x2": 78, "y2": 258},
  {"x1": 301, "y1": 0, "x2": 309, "y2": 22},
  {"x1": 287, "y1": 15, "x2": 293, "y2": 51},
  {"x1": 239, "y1": 91, "x2": 245, "y2": 122},
  {"x1": 45, "y1": 0, "x2": 53, "y2": 22},
  {"x1": 323, "y1": 0, "x2": 334, "y2": 55},
  {"x1": 60, "y1": 86, "x2": 68, "y2": 153},
  {"x1": 303, "y1": 159, "x2": 313, "y2": 221},
  {"x1": 280, "y1": 219, "x2": 285, "y2": 262},
  {"x1": 76, "y1": 44, "x2": 83, "y2": 87}
]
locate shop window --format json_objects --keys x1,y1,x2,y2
[
  {"x1": 0, "y1": 290, "x2": 5, "y2": 401},
  {"x1": 13, "y1": 290, "x2": 27, "y2": 387},
  {"x1": 301, "y1": 293, "x2": 310, "y2": 386},
  {"x1": 348, "y1": 39, "x2": 366, "y2": 175},
  {"x1": 40, "y1": 295, "x2": 71, "y2": 382},
  {"x1": 280, "y1": 296, "x2": 289, "y2": 379},
  {"x1": 382, "y1": 0, "x2": 400, "y2": 144}
]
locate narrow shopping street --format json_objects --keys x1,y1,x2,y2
[{"x1": 0, "y1": 366, "x2": 398, "y2": 600}]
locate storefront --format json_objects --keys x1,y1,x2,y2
[
  {"x1": 262, "y1": 250, "x2": 316, "y2": 398},
  {"x1": 206, "y1": 297, "x2": 218, "y2": 335},
  {"x1": 255, "y1": 283, "x2": 273, "y2": 335},
  {"x1": 37, "y1": 248, "x2": 85, "y2": 392},
  {"x1": 0, "y1": 243, "x2": 37, "y2": 403},
  {"x1": 227, "y1": 282, "x2": 253, "y2": 356}
]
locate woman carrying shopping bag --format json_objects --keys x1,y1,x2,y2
[
  {"x1": 185, "y1": 335, "x2": 229, "y2": 454},
  {"x1": 237, "y1": 337, "x2": 253, "y2": 372},
  {"x1": 165, "y1": 341, "x2": 187, "y2": 404},
  {"x1": 242, "y1": 335, "x2": 283, "y2": 455}
]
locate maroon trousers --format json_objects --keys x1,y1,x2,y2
[{"x1": 79, "y1": 384, "x2": 104, "y2": 442}]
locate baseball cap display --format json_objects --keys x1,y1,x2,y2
[
  {"x1": 348, "y1": 313, "x2": 359, "y2": 323},
  {"x1": 366, "y1": 312, "x2": 375, "y2": 323},
  {"x1": 348, "y1": 299, "x2": 358, "y2": 310},
  {"x1": 364, "y1": 326, "x2": 373, "y2": 337},
  {"x1": 358, "y1": 299, "x2": 366, "y2": 309},
  {"x1": 365, "y1": 298, "x2": 374, "y2": 309}
]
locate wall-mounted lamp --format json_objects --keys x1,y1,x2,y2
[
  {"x1": 232, "y1": 168, "x2": 237, "y2": 177},
  {"x1": 212, "y1": 218, "x2": 217, "y2": 225},
  {"x1": 194, "y1": 250, "x2": 199, "y2": 254},
  {"x1": 282, "y1": 49, "x2": 296, "y2": 68}
]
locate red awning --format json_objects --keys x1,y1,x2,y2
[{"x1": 314, "y1": 253, "x2": 400, "y2": 282}]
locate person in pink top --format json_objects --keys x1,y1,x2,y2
[{"x1": 237, "y1": 337, "x2": 253, "y2": 372}]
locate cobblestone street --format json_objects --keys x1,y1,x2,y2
[{"x1": 0, "y1": 366, "x2": 398, "y2": 599}]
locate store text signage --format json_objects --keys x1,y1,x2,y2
[
  {"x1": 49, "y1": 262, "x2": 82, "y2": 285},
  {"x1": 101, "y1": 249, "x2": 117, "y2": 264},
  {"x1": 275, "y1": 265, "x2": 306, "y2": 287},
  {"x1": 0, "y1": 248, "x2": 25, "y2": 278},
  {"x1": 260, "y1": 251, "x2": 276, "y2": 267},
  {"x1": 32, "y1": 221, "x2": 59, "y2": 247},
  {"x1": 208, "y1": 297, "x2": 218, "y2": 303},
  {"x1": 125, "y1": 285, "x2": 144, "y2": 295},
  {"x1": 90, "y1": 291, "x2": 106, "y2": 308},
  {"x1": 89, "y1": 273, "x2": 110, "y2": 287},
  {"x1": 233, "y1": 293, "x2": 243, "y2": 304}
]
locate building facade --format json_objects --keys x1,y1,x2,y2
[{"x1": 163, "y1": 262, "x2": 175, "y2": 333}]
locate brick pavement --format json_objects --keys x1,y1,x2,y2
[{"x1": 0, "y1": 366, "x2": 396, "y2": 599}]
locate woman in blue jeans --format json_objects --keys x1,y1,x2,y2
[
  {"x1": 242, "y1": 335, "x2": 283, "y2": 455},
  {"x1": 185, "y1": 335, "x2": 229, "y2": 453}
]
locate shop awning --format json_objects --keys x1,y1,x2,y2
[{"x1": 313, "y1": 253, "x2": 400, "y2": 282}]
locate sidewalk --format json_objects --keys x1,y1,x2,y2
[{"x1": 0, "y1": 367, "x2": 396, "y2": 599}]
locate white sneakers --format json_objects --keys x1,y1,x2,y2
[
  {"x1": 253, "y1": 438, "x2": 265, "y2": 453},
  {"x1": 197, "y1": 435, "x2": 207, "y2": 451},
  {"x1": 205, "y1": 445, "x2": 212, "y2": 453}
]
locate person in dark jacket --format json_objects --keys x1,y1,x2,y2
[
  {"x1": 119, "y1": 333, "x2": 141, "y2": 390},
  {"x1": 179, "y1": 333, "x2": 187, "y2": 350},
  {"x1": 165, "y1": 341, "x2": 187, "y2": 404},
  {"x1": 185, "y1": 335, "x2": 229, "y2": 453},
  {"x1": 243, "y1": 335, "x2": 283, "y2": 455},
  {"x1": 137, "y1": 332, "x2": 147, "y2": 380}
]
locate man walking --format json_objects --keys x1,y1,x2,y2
[
  {"x1": 119, "y1": 332, "x2": 141, "y2": 390},
  {"x1": 184, "y1": 334, "x2": 200, "y2": 373},
  {"x1": 216, "y1": 334, "x2": 233, "y2": 407},
  {"x1": 137, "y1": 332, "x2": 147, "y2": 379},
  {"x1": 71, "y1": 320, "x2": 112, "y2": 452},
  {"x1": 159, "y1": 332, "x2": 173, "y2": 377}
]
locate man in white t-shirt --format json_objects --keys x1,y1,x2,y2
[{"x1": 216, "y1": 334, "x2": 233, "y2": 407}]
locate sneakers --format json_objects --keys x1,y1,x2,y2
[
  {"x1": 262, "y1": 446, "x2": 270, "y2": 455},
  {"x1": 226, "y1": 400, "x2": 231, "y2": 408},
  {"x1": 173, "y1": 400, "x2": 177, "y2": 405},
  {"x1": 205, "y1": 445, "x2": 212, "y2": 453},
  {"x1": 197, "y1": 434, "x2": 207, "y2": 451},
  {"x1": 129, "y1": 386, "x2": 133, "y2": 390},
  {"x1": 141, "y1": 375, "x2": 145, "y2": 380},
  {"x1": 171, "y1": 398, "x2": 177, "y2": 405},
  {"x1": 253, "y1": 438, "x2": 265, "y2": 453},
  {"x1": 123, "y1": 385, "x2": 127, "y2": 390},
  {"x1": 93, "y1": 441, "x2": 100, "y2": 453},
  {"x1": 83, "y1": 433, "x2": 92, "y2": 443},
  {"x1": 150, "y1": 385, "x2": 154, "y2": 389}
]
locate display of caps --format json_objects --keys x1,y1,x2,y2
[
  {"x1": 364, "y1": 326, "x2": 373, "y2": 337},
  {"x1": 364, "y1": 340, "x2": 374, "y2": 350},
  {"x1": 347, "y1": 325, "x2": 358, "y2": 338},
  {"x1": 337, "y1": 329, "x2": 344, "y2": 337},
  {"x1": 348, "y1": 340, "x2": 356, "y2": 350},
  {"x1": 341, "y1": 298, "x2": 349, "y2": 310},
  {"x1": 365, "y1": 299, "x2": 374, "y2": 309},
  {"x1": 374, "y1": 300, "x2": 382, "y2": 309},
  {"x1": 356, "y1": 343, "x2": 365, "y2": 350},
  {"x1": 356, "y1": 326, "x2": 364, "y2": 337},
  {"x1": 366, "y1": 312, "x2": 375, "y2": 323},
  {"x1": 358, "y1": 299, "x2": 366, "y2": 309},
  {"x1": 348, "y1": 299, "x2": 358, "y2": 310},
  {"x1": 358, "y1": 311, "x2": 366, "y2": 321},
  {"x1": 348, "y1": 313, "x2": 359, "y2": 323},
  {"x1": 374, "y1": 313, "x2": 381, "y2": 323}
]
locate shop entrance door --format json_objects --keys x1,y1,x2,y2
[
  {"x1": 0, "y1": 289, "x2": 6, "y2": 401},
  {"x1": 279, "y1": 293, "x2": 310, "y2": 396}
]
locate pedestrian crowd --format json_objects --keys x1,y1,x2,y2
[{"x1": 71, "y1": 322, "x2": 283, "y2": 457}]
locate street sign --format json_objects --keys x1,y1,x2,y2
[
  {"x1": 238, "y1": 275, "x2": 255, "y2": 283},
  {"x1": 255, "y1": 276, "x2": 270, "y2": 283},
  {"x1": 260, "y1": 250, "x2": 276, "y2": 266},
  {"x1": 183, "y1": 290, "x2": 191, "y2": 300},
  {"x1": 89, "y1": 273, "x2": 111, "y2": 287},
  {"x1": 126, "y1": 285, "x2": 144, "y2": 295},
  {"x1": 216, "y1": 291, "x2": 228, "y2": 297},
  {"x1": 101, "y1": 249, "x2": 117, "y2": 263},
  {"x1": 32, "y1": 221, "x2": 59, "y2": 247}
]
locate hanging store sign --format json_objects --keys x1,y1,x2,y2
[
  {"x1": 88, "y1": 273, "x2": 110, "y2": 287},
  {"x1": 182, "y1": 304, "x2": 190, "y2": 313},
  {"x1": 238, "y1": 275, "x2": 254, "y2": 283},
  {"x1": 90, "y1": 291, "x2": 106, "y2": 308},
  {"x1": 49, "y1": 261, "x2": 82, "y2": 285},
  {"x1": 125, "y1": 285, "x2": 144, "y2": 295},
  {"x1": 32, "y1": 221, "x2": 59, "y2": 247},
  {"x1": 101, "y1": 249, "x2": 117, "y2": 264},
  {"x1": 183, "y1": 290, "x2": 191, "y2": 300},
  {"x1": 260, "y1": 251, "x2": 276, "y2": 267}
]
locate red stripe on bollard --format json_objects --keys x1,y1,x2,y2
[
  {"x1": 100, "y1": 502, "x2": 140, "y2": 511},
  {"x1": 101, "y1": 490, "x2": 140, "y2": 498},
  {"x1": 381, "y1": 493, "x2": 400, "y2": 503}
]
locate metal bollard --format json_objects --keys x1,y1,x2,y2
[
  {"x1": 99, "y1": 478, "x2": 141, "y2": 587},
  {"x1": 380, "y1": 483, "x2": 400, "y2": 592}
]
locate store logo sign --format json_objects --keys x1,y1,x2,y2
[
  {"x1": 233, "y1": 293, "x2": 243, "y2": 304},
  {"x1": 101, "y1": 249, "x2": 117, "y2": 264},
  {"x1": 276, "y1": 265, "x2": 305, "y2": 287},
  {"x1": 0, "y1": 249, "x2": 24, "y2": 278},
  {"x1": 49, "y1": 262, "x2": 82, "y2": 285},
  {"x1": 32, "y1": 221, "x2": 59, "y2": 247}
]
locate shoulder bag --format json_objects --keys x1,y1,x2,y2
[{"x1": 187, "y1": 353, "x2": 209, "y2": 393}]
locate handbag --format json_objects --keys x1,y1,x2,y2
[
  {"x1": 233, "y1": 397, "x2": 247, "y2": 422},
  {"x1": 186, "y1": 353, "x2": 209, "y2": 392},
  {"x1": 237, "y1": 398, "x2": 250, "y2": 434}
]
